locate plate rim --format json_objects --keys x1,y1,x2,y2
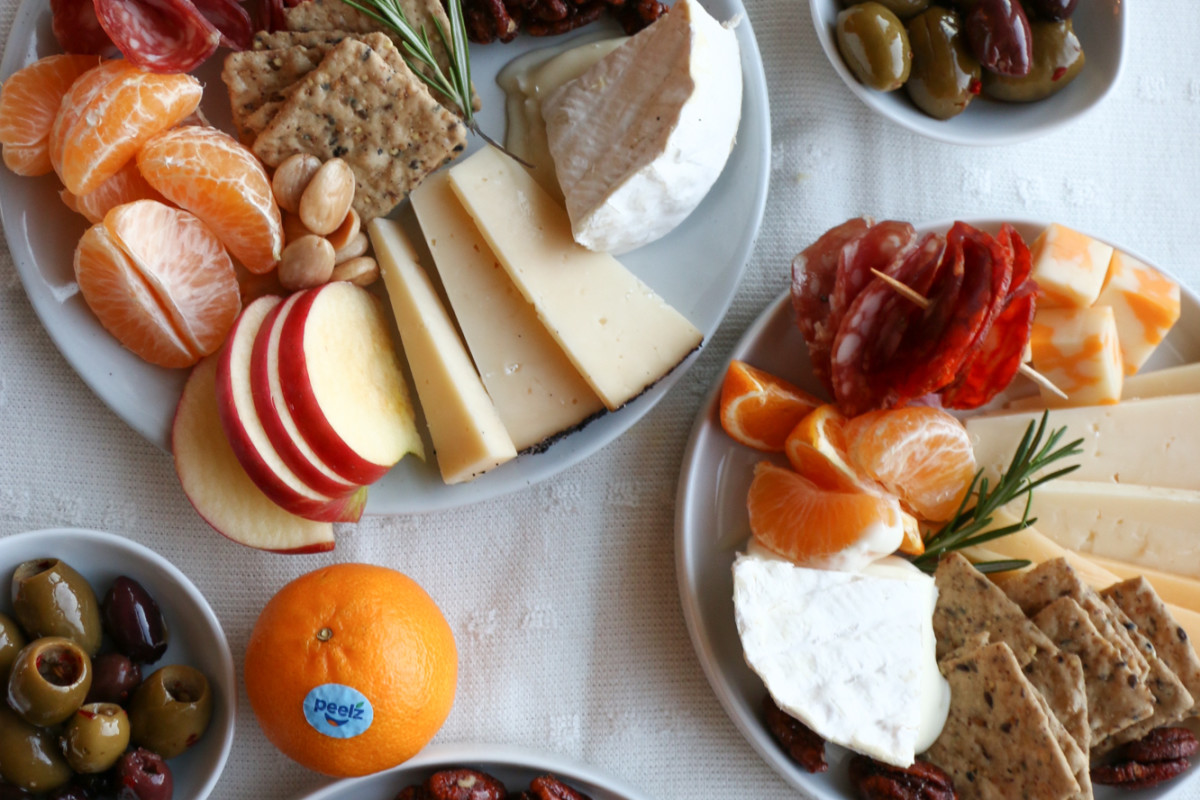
[{"x1": 675, "y1": 216, "x2": 1200, "y2": 798}]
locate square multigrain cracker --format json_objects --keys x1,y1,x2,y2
[
  {"x1": 1025, "y1": 650, "x2": 1091, "y2": 760},
  {"x1": 1033, "y1": 597, "x2": 1156, "y2": 743},
  {"x1": 253, "y1": 36, "x2": 466, "y2": 221},
  {"x1": 222, "y1": 46, "x2": 328, "y2": 143},
  {"x1": 253, "y1": 29, "x2": 353, "y2": 50},
  {"x1": 926, "y1": 641, "x2": 1080, "y2": 800},
  {"x1": 1104, "y1": 577, "x2": 1200, "y2": 716},
  {"x1": 1030, "y1": 684, "x2": 1093, "y2": 800}
]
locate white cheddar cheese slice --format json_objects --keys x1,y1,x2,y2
[
  {"x1": 1094, "y1": 250, "x2": 1180, "y2": 375},
  {"x1": 369, "y1": 217, "x2": 517, "y2": 484},
  {"x1": 410, "y1": 171, "x2": 605, "y2": 453},
  {"x1": 967, "y1": 394, "x2": 1200, "y2": 491},
  {"x1": 1028, "y1": 305, "x2": 1123, "y2": 407},
  {"x1": 1023, "y1": 480, "x2": 1200, "y2": 580},
  {"x1": 1004, "y1": 362, "x2": 1200, "y2": 412},
  {"x1": 1084, "y1": 553, "x2": 1200, "y2": 616},
  {"x1": 542, "y1": 0, "x2": 742, "y2": 254},
  {"x1": 1029, "y1": 223, "x2": 1114, "y2": 308},
  {"x1": 447, "y1": 147, "x2": 702, "y2": 411}
]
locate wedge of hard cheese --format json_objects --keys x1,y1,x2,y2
[
  {"x1": 369, "y1": 217, "x2": 517, "y2": 484},
  {"x1": 1005, "y1": 362, "x2": 1200, "y2": 412},
  {"x1": 448, "y1": 147, "x2": 702, "y2": 411}
]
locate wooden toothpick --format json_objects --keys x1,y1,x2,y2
[{"x1": 867, "y1": 268, "x2": 1068, "y2": 401}]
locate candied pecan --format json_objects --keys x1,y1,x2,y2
[
  {"x1": 526, "y1": 2, "x2": 605, "y2": 35},
  {"x1": 528, "y1": 0, "x2": 568, "y2": 21},
  {"x1": 463, "y1": 0, "x2": 519, "y2": 43},
  {"x1": 425, "y1": 769, "x2": 507, "y2": 800},
  {"x1": 846, "y1": 755, "x2": 957, "y2": 800},
  {"x1": 1092, "y1": 727, "x2": 1200, "y2": 790},
  {"x1": 611, "y1": 0, "x2": 665, "y2": 34},
  {"x1": 762, "y1": 695, "x2": 828, "y2": 774},
  {"x1": 1092, "y1": 758, "x2": 1191, "y2": 790},
  {"x1": 1118, "y1": 727, "x2": 1200, "y2": 763},
  {"x1": 528, "y1": 775, "x2": 594, "y2": 800}
]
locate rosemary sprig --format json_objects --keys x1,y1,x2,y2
[{"x1": 910, "y1": 411, "x2": 1084, "y2": 574}]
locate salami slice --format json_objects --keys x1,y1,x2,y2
[
  {"x1": 94, "y1": 0, "x2": 221, "y2": 73},
  {"x1": 191, "y1": 0, "x2": 253, "y2": 50},
  {"x1": 830, "y1": 220, "x2": 917, "y2": 324},
  {"x1": 941, "y1": 283, "x2": 1036, "y2": 409},
  {"x1": 51, "y1": 0, "x2": 121, "y2": 56}
]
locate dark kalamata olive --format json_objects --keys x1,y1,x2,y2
[
  {"x1": 1024, "y1": 0, "x2": 1076, "y2": 21},
  {"x1": 6, "y1": 637, "x2": 92, "y2": 727},
  {"x1": 102, "y1": 577, "x2": 168, "y2": 665},
  {"x1": 128, "y1": 664, "x2": 212, "y2": 759},
  {"x1": 85, "y1": 653, "x2": 142, "y2": 706},
  {"x1": 983, "y1": 18, "x2": 1084, "y2": 101},
  {"x1": 964, "y1": 0, "x2": 1032, "y2": 76},
  {"x1": 114, "y1": 749, "x2": 172, "y2": 800},
  {"x1": 11, "y1": 559, "x2": 102, "y2": 656},
  {"x1": 0, "y1": 612, "x2": 26, "y2": 686}
]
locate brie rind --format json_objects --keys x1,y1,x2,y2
[
  {"x1": 542, "y1": 0, "x2": 742, "y2": 254},
  {"x1": 733, "y1": 552, "x2": 948, "y2": 766}
]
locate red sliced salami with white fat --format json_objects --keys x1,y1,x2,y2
[
  {"x1": 830, "y1": 220, "x2": 917, "y2": 323},
  {"x1": 94, "y1": 0, "x2": 221, "y2": 72},
  {"x1": 51, "y1": 0, "x2": 121, "y2": 56},
  {"x1": 191, "y1": 0, "x2": 253, "y2": 50}
]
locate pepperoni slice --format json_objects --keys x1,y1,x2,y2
[
  {"x1": 191, "y1": 0, "x2": 253, "y2": 50},
  {"x1": 942, "y1": 283, "x2": 1036, "y2": 409},
  {"x1": 51, "y1": 0, "x2": 121, "y2": 56},
  {"x1": 94, "y1": 0, "x2": 221, "y2": 73}
]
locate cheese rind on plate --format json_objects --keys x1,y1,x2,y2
[
  {"x1": 1029, "y1": 305, "x2": 1123, "y2": 406},
  {"x1": 732, "y1": 551, "x2": 948, "y2": 767},
  {"x1": 542, "y1": 0, "x2": 742, "y2": 254},
  {"x1": 447, "y1": 147, "x2": 703, "y2": 411},
  {"x1": 1029, "y1": 223, "x2": 1114, "y2": 308},
  {"x1": 1094, "y1": 250, "x2": 1180, "y2": 375},
  {"x1": 409, "y1": 171, "x2": 606, "y2": 453},
  {"x1": 368, "y1": 217, "x2": 517, "y2": 484}
]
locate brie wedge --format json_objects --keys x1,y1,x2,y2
[{"x1": 542, "y1": 0, "x2": 742, "y2": 254}]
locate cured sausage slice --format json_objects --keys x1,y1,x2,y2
[
  {"x1": 830, "y1": 220, "x2": 917, "y2": 324},
  {"x1": 94, "y1": 0, "x2": 221, "y2": 73},
  {"x1": 51, "y1": 0, "x2": 121, "y2": 56},
  {"x1": 191, "y1": 0, "x2": 254, "y2": 50}
]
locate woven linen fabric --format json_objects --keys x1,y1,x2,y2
[{"x1": 3, "y1": 1, "x2": 1200, "y2": 798}]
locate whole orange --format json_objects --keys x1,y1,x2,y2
[{"x1": 244, "y1": 563, "x2": 457, "y2": 777}]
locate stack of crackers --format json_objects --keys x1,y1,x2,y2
[
  {"x1": 221, "y1": 0, "x2": 471, "y2": 221},
  {"x1": 926, "y1": 553, "x2": 1200, "y2": 800}
]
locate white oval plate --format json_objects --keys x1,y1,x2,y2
[
  {"x1": 0, "y1": 0, "x2": 770, "y2": 514},
  {"x1": 293, "y1": 742, "x2": 654, "y2": 800},
  {"x1": 675, "y1": 218, "x2": 1200, "y2": 798},
  {"x1": 0, "y1": 528, "x2": 236, "y2": 800},
  {"x1": 809, "y1": 1, "x2": 1127, "y2": 146}
]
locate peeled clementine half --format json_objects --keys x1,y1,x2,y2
[
  {"x1": 720, "y1": 361, "x2": 821, "y2": 452},
  {"x1": 244, "y1": 563, "x2": 458, "y2": 777},
  {"x1": 0, "y1": 53, "x2": 99, "y2": 176},
  {"x1": 784, "y1": 404, "x2": 870, "y2": 492},
  {"x1": 843, "y1": 406, "x2": 977, "y2": 522},
  {"x1": 64, "y1": 159, "x2": 169, "y2": 224}
]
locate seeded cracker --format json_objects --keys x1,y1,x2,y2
[
  {"x1": 926, "y1": 641, "x2": 1080, "y2": 800},
  {"x1": 252, "y1": 36, "x2": 467, "y2": 221},
  {"x1": 222, "y1": 46, "x2": 327, "y2": 143},
  {"x1": 1104, "y1": 577, "x2": 1200, "y2": 716},
  {"x1": 253, "y1": 30, "x2": 354, "y2": 50}
]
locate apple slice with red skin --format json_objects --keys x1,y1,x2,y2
[
  {"x1": 274, "y1": 282, "x2": 424, "y2": 485},
  {"x1": 248, "y1": 292, "x2": 362, "y2": 497},
  {"x1": 216, "y1": 295, "x2": 365, "y2": 522},
  {"x1": 172, "y1": 355, "x2": 337, "y2": 554}
]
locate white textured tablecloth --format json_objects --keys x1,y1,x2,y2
[{"x1": 3, "y1": 2, "x2": 1200, "y2": 798}]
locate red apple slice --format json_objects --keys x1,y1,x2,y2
[
  {"x1": 249, "y1": 293, "x2": 362, "y2": 496},
  {"x1": 172, "y1": 355, "x2": 337, "y2": 554},
  {"x1": 216, "y1": 296, "x2": 365, "y2": 522},
  {"x1": 276, "y1": 282, "x2": 424, "y2": 485}
]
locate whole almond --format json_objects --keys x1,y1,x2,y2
[
  {"x1": 299, "y1": 158, "x2": 355, "y2": 235},
  {"x1": 279, "y1": 235, "x2": 336, "y2": 290},
  {"x1": 331, "y1": 256, "x2": 379, "y2": 287},
  {"x1": 326, "y1": 207, "x2": 361, "y2": 251},
  {"x1": 334, "y1": 231, "x2": 369, "y2": 264},
  {"x1": 271, "y1": 153, "x2": 322, "y2": 214}
]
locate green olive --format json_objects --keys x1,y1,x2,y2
[
  {"x1": 836, "y1": 2, "x2": 913, "y2": 92},
  {"x1": 11, "y1": 559, "x2": 102, "y2": 656},
  {"x1": 128, "y1": 664, "x2": 212, "y2": 759},
  {"x1": 840, "y1": 0, "x2": 930, "y2": 19},
  {"x1": 0, "y1": 705, "x2": 72, "y2": 793},
  {"x1": 982, "y1": 18, "x2": 1084, "y2": 102},
  {"x1": 0, "y1": 612, "x2": 26, "y2": 686},
  {"x1": 906, "y1": 7, "x2": 982, "y2": 119},
  {"x1": 6, "y1": 637, "x2": 92, "y2": 727},
  {"x1": 61, "y1": 702, "x2": 131, "y2": 774}
]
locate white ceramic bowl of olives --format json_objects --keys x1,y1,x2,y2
[
  {"x1": 0, "y1": 528, "x2": 235, "y2": 799},
  {"x1": 810, "y1": 0, "x2": 1127, "y2": 145}
]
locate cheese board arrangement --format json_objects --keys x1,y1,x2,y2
[{"x1": 677, "y1": 217, "x2": 1200, "y2": 799}]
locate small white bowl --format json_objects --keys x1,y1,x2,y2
[
  {"x1": 0, "y1": 528, "x2": 235, "y2": 799},
  {"x1": 810, "y1": 0, "x2": 1127, "y2": 145}
]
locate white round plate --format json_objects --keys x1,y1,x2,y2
[
  {"x1": 0, "y1": 528, "x2": 236, "y2": 800},
  {"x1": 293, "y1": 742, "x2": 654, "y2": 799},
  {"x1": 0, "y1": 1, "x2": 770, "y2": 514},
  {"x1": 675, "y1": 218, "x2": 1200, "y2": 798},
  {"x1": 809, "y1": 1, "x2": 1127, "y2": 146}
]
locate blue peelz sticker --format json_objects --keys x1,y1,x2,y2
[{"x1": 303, "y1": 684, "x2": 373, "y2": 739}]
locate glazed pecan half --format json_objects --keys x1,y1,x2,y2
[
  {"x1": 425, "y1": 769, "x2": 507, "y2": 800},
  {"x1": 762, "y1": 695, "x2": 828, "y2": 774},
  {"x1": 528, "y1": 774, "x2": 595, "y2": 800},
  {"x1": 846, "y1": 755, "x2": 957, "y2": 800},
  {"x1": 1092, "y1": 727, "x2": 1200, "y2": 790}
]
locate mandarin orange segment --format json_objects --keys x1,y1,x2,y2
[
  {"x1": 104, "y1": 200, "x2": 241, "y2": 359},
  {"x1": 897, "y1": 511, "x2": 924, "y2": 556},
  {"x1": 67, "y1": 159, "x2": 169, "y2": 223},
  {"x1": 843, "y1": 406, "x2": 977, "y2": 522},
  {"x1": 137, "y1": 126, "x2": 283, "y2": 273},
  {"x1": 74, "y1": 223, "x2": 199, "y2": 368},
  {"x1": 50, "y1": 60, "x2": 202, "y2": 195},
  {"x1": 0, "y1": 54, "x2": 99, "y2": 176},
  {"x1": 784, "y1": 404, "x2": 872, "y2": 492},
  {"x1": 720, "y1": 360, "x2": 822, "y2": 452},
  {"x1": 747, "y1": 461, "x2": 905, "y2": 568}
]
